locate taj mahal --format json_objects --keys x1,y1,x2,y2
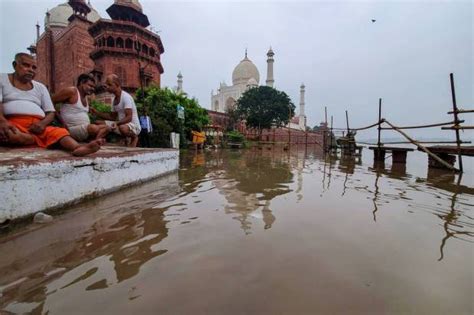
[{"x1": 210, "y1": 48, "x2": 308, "y2": 130}]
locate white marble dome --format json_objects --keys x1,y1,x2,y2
[
  {"x1": 45, "y1": 2, "x2": 101, "y2": 28},
  {"x1": 232, "y1": 55, "x2": 260, "y2": 86}
]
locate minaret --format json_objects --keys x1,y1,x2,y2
[
  {"x1": 266, "y1": 47, "x2": 275, "y2": 88},
  {"x1": 299, "y1": 83, "x2": 306, "y2": 130},
  {"x1": 27, "y1": 22, "x2": 41, "y2": 55},
  {"x1": 177, "y1": 72, "x2": 183, "y2": 93},
  {"x1": 36, "y1": 22, "x2": 40, "y2": 42}
]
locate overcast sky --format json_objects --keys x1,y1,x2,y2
[{"x1": 0, "y1": 0, "x2": 472, "y2": 140}]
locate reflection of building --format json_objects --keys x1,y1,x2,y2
[
  {"x1": 210, "y1": 48, "x2": 307, "y2": 131},
  {"x1": 31, "y1": 0, "x2": 164, "y2": 95},
  {"x1": 0, "y1": 173, "x2": 178, "y2": 312},
  {"x1": 211, "y1": 150, "x2": 293, "y2": 234}
]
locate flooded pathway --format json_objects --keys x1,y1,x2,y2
[{"x1": 1, "y1": 148, "x2": 473, "y2": 314}]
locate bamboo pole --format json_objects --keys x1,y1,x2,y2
[
  {"x1": 330, "y1": 115, "x2": 334, "y2": 153},
  {"x1": 448, "y1": 109, "x2": 474, "y2": 114},
  {"x1": 377, "y1": 98, "x2": 382, "y2": 148},
  {"x1": 441, "y1": 126, "x2": 474, "y2": 130},
  {"x1": 376, "y1": 140, "x2": 471, "y2": 145},
  {"x1": 450, "y1": 73, "x2": 463, "y2": 172},
  {"x1": 384, "y1": 120, "x2": 460, "y2": 172},
  {"x1": 324, "y1": 106, "x2": 328, "y2": 152},
  {"x1": 345, "y1": 110, "x2": 350, "y2": 132}
]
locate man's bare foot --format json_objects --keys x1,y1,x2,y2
[
  {"x1": 129, "y1": 136, "x2": 138, "y2": 147},
  {"x1": 72, "y1": 140, "x2": 101, "y2": 156},
  {"x1": 94, "y1": 138, "x2": 106, "y2": 146}
]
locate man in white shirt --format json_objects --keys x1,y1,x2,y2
[
  {"x1": 52, "y1": 73, "x2": 110, "y2": 142},
  {"x1": 0, "y1": 53, "x2": 101, "y2": 156},
  {"x1": 91, "y1": 74, "x2": 141, "y2": 147}
]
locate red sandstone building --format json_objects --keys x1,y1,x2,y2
[{"x1": 30, "y1": 0, "x2": 164, "y2": 97}]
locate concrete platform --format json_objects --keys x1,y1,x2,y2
[{"x1": 0, "y1": 146, "x2": 179, "y2": 223}]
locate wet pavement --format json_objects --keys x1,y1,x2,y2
[{"x1": 0, "y1": 147, "x2": 473, "y2": 314}]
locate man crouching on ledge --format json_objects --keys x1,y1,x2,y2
[
  {"x1": 0, "y1": 53, "x2": 102, "y2": 156},
  {"x1": 91, "y1": 74, "x2": 141, "y2": 147}
]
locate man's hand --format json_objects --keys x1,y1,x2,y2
[
  {"x1": 28, "y1": 121, "x2": 46, "y2": 135},
  {"x1": 0, "y1": 120, "x2": 17, "y2": 142},
  {"x1": 90, "y1": 107, "x2": 98, "y2": 115}
]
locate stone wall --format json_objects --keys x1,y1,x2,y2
[{"x1": 0, "y1": 147, "x2": 179, "y2": 223}]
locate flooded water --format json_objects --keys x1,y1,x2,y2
[{"x1": 0, "y1": 147, "x2": 473, "y2": 314}]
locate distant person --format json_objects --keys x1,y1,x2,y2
[
  {"x1": 0, "y1": 53, "x2": 101, "y2": 156},
  {"x1": 91, "y1": 74, "x2": 141, "y2": 147},
  {"x1": 52, "y1": 73, "x2": 109, "y2": 142},
  {"x1": 139, "y1": 108, "x2": 153, "y2": 147},
  {"x1": 191, "y1": 129, "x2": 206, "y2": 151}
]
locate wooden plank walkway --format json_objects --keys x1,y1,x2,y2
[{"x1": 419, "y1": 145, "x2": 474, "y2": 156}]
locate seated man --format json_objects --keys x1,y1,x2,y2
[
  {"x1": 52, "y1": 73, "x2": 109, "y2": 142},
  {"x1": 0, "y1": 53, "x2": 101, "y2": 156},
  {"x1": 91, "y1": 74, "x2": 141, "y2": 147}
]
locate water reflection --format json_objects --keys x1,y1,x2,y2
[
  {"x1": 318, "y1": 152, "x2": 474, "y2": 261},
  {"x1": 0, "y1": 174, "x2": 178, "y2": 313},
  {"x1": 1, "y1": 149, "x2": 473, "y2": 314},
  {"x1": 180, "y1": 150, "x2": 293, "y2": 234},
  {"x1": 338, "y1": 155, "x2": 361, "y2": 196},
  {"x1": 424, "y1": 170, "x2": 474, "y2": 261}
]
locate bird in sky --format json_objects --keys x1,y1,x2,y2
[{"x1": 371, "y1": 19, "x2": 376, "y2": 23}]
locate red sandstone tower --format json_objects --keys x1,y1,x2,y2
[
  {"x1": 32, "y1": 0, "x2": 164, "y2": 95},
  {"x1": 89, "y1": 0, "x2": 164, "y2": 93}
]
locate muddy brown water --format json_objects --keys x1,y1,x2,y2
[{"x1": 0, "y1": 148, "x2": 473, "y2": 314}]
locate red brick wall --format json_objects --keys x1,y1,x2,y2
[
  {"x1": 207, "y1": 110, "x2": 230, "y2": 129},
  {"x1": 53, "y1": 18, "x2": 95, "y2": 93},
  {"x1": 35, "y1": 31, "x2": 53, "y2": 90},
  {"x1": 207, "y1": 110, "x2": 324, "y2": 145},
  {"x1": 246, "y1": 128, "x2": 324, "y2": 145}
]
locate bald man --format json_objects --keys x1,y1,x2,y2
[
  {"x1": 91, "y1": 74, "x2": 141, "y2": 147},
  {"x1": 0, "y1": 53, "x2": 101, "y2": 156}
]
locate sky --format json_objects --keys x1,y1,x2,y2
[{"x1": 0, "y1": 0, "x2": 472, "y2": 140}]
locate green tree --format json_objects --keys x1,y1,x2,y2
[
  {"x1": 136, "y1": 86, "x2": 209, "y2": 148},
  {"x1": 236, "y1": 86, "x2": 295, "y2": 137},
  {"x1": 225, "y1": 104, "x2": 240, "y2": 131}
]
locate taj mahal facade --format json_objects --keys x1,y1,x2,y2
[{"x1": 210, "y1": 48, "x2": 307, "y2": 131}]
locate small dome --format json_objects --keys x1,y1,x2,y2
[
  {"x1": 232, "y1": 55, "x2": 260, "y2": 86},
  {"x1": 115, "y1": 0, "x2": 143, "y2": 12},
  {"x1": 267, "y1": 47, "x2": 274, "y2": 56},
  {"x1": 45, "y1": 2, "x2": 101, "y2": 28}
]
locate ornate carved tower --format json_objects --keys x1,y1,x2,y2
[{"x1": 88, "y1": 0, "x2": 164, "y2": 93}]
